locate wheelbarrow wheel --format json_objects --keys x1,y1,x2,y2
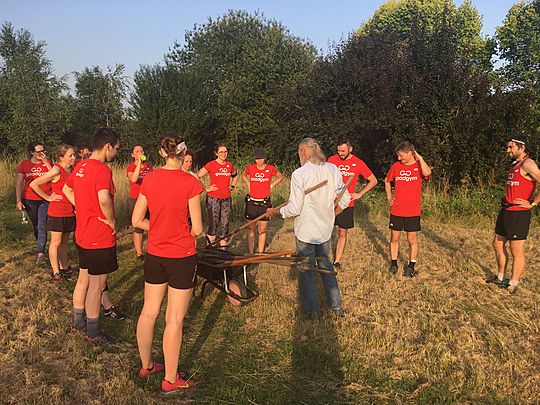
[{"x1": 227, "y1": 277, "x2": 247, "y2": 306}]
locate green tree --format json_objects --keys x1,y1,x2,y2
[{"x1": 0, "y1": 22, "x2": 70, "y2": 154}]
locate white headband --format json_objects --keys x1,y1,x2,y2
[
  {"x1": 176, "y1": 142, "x2": 186, "y2": 154},
  {"x1": 511, "y1": 139, "x2": 526, "y2": 145}
]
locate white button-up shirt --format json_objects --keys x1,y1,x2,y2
[{"x1": 280, "y1": 161, "x2": 350, "y2": 244}]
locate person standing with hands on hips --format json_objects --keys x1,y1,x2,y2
[
  {"x1": 384, "y1": 141, "x2": 431, "y2": 277},
  {"x1": 242, "y1": 148, "x2": 283, "y2": 254},
  {"x1": 327, "y1": 138, "x2": 378, "y2": 269},
  {"x1": 197, "y1": 143, "x2": 238, "y2": 247},
  {"x1": 16, "y1": 141, "x2": 53, "y2": 265},
  {"x1": 127, "y1": 145, "x2": 153, "y2": 260}
]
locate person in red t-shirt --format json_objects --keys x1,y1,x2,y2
[
  {"x1": 132, "y1": 133, "x2": 202, "y2": 393},
  {"x1": 63, "y1": 128, "x2": 121, "y2": 344},
  {"x1": 488, "y1": 135, "x2": 540, "y2": 293},
  {"x1": 197, "y1": 143, "x2": 238, "y2": 247},
  {"x1": 327, "y1": 139, "x2": 378, "y2": 269},
  {"x1": 127, "y1": 145, "x2": 154, "y2": 259},
  {"x1": 16, "y1": 141, "x2": 53, "y2": 265},
  {"x1": 29, "y1": 145, "x2": 76, "y2": 281},
  {"x1": 241, "y1": 148, "x2": 283, "y2": 254},
  {"x1": 384, "y1": 141, "x2": 431, "y2": 277}
]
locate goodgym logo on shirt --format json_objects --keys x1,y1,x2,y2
[
  {"x1": 338, "y1": 164, "x2": 356, "y2": 177},
  {"x1": 215, "y1": 166, "x2": 231, "y2": 176},
  {"x1": 252, "y1": 172, "x2": 270, "y2": 183},
  {"x1": 76, "y1": 163, "x2": 86, "y2": 178},
  {"x1": 27, "y1": 166, "x2": 46, "y2": 178},
  {"x1": 506, "y1": 171, "x2": 520, "y2": 187},
  {"x1": 395, "y1": 169, "x2": 418, "y2": 182}
]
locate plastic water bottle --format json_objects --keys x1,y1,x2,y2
[
  {"x1": 140, "y1": 154, "x2": 147, "y2": 162},
  {"x1": 21, "y1": 211, "x2": 29, "y2": 224}
]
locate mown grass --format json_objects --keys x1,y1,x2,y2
[{"x1": 0, "y1": 162, "x2": 539, "y2": 404}]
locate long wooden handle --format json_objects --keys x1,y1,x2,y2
[
  {"x1": 334, "y1": 176, "x2": 353, "y2": 209},
  {"x1": 208, "y1": 179, "x2": 328, "y2": 247}
]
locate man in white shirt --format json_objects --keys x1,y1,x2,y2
[{"x1": 267, "y1": 138, "x2": 350, "y2": 319}]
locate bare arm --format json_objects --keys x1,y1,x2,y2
[
  {"x1": 29, "y1": 166, "x2": 62, "y2": 202},
  {"x1": 384, "y1": 180, "x2": 394, "y2": 206},
  {"x1": 188, "y1": 194, "x2": 203, "y2": 237},
  {"x1": 128, "y1": 160, "x2": 142, "y2": 183},
  {"x1": 132, "y1": 194, "x2": 149, "y2": 231},
  {"x1": 196, "y1": 167, "x2": 217, "y2": 193},
  {"x1": 97, "y1": 189, "x2": 116, "y2": 234},
  {"x1": 15, "y1": 173, "x2": 25, "y2": 210},
  {"x1": 241, "y1": 171, "x2": 250, "y2": 189},
  {"x1": 414, "y1": 151, "x2": 432, "y2": 177},
  {"x1": 231, "y1": 172, "x2": 239, "y2": 188},
  {"x1": 352, "y1": 174, "x2": 378, "y2": 200},
  {"x1": 62, "y1": 184, "x2": 75, "y2": 206},
  {"x1": 271, "y1": 170, "x2": 283, "y2": 189}
]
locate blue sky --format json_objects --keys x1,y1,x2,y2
[{"x1": 3, "y1": 0, "x2": 518, "y2": 91}]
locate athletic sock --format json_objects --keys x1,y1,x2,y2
[
  {"x1": 73, "y1": 308, "x2": 86, "y2": 330},
  {"x1": 86, "y1": 317, "x2": 100, "y2": 338},
  {"x1": 408, "y1": 260, "x2": 416, "y2": 269},
  {"x1": 497, "y1": 273, "x2": 504, "y2": 281},
  {"x1": 391, "y1": 259, "x2": 398, "y2": 267},
  {"x1": 509, "y1": 279, "x2": 519, "y2": 287}
]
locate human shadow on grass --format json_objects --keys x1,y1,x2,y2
[
  {"x1": 421, "y1": 226, "x2": 493, "y2": 279},
  {"x1": 289, "y1": 278, "x2": 348, "y2": 403}
]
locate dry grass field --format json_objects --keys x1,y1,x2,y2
[{"x1": 0, "y1": 161, "x2": 539, "y2": 404}]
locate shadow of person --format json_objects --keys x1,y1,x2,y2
[
  {"x1": 356, "y1": 202, "x2": 390, "y2": 262},
  {"x1": 290, "y1": 296, "x2": 348, "y2": 403}
]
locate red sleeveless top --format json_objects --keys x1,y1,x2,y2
[
  {"x1": 505, "y1": 158, "x2": 536, "y2": 211},
  {"x1": 48, "y1": 164, "x2": 75, "y2": 217}
]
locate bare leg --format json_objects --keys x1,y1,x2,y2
[
  {"x1": 137, "y1": 282, "x2": 167, "y2": 369},
  {"x1": 48, "y1": 231, "x2": 63, "y2": 275},
  {"x1": 247, "y1": 223, "x2": 256, "y2": 254},
  {"x1": 86, "y1": 274, "x2": 108, "y2": 319},
  {"x1": 390, "y1": 230, "x2": 401, "y2": 260},
  {"x1": 133, "y1": 232, "x2": 144, "y2": 256},
  {"x1": 406, "y1": 232, "x2": 418, "y2": 261},
  {"x1": 257, "y1": 221, "x2": 268, "y2": 253},
  {"x1": 492, "y1": 234, "x2": 509, "y2": 276},
  {"x1": 334, "y1": 227, "x2": 348, "y2": 264},
  {"x1": 58, "y1": 232, "x2": 70, "y2": 269},
  {"x1": 509, "y1": 240, "x2": 526, "y2": 283},
  {"x1": 101, "y1": 289, "x2": 113, "y2": 310},
  {"x1": 73, "y1": 268, "x2": 89, "y2": 308},
  {"x1": 163, "y1": 286, "x2": 193, "y2": 383}
]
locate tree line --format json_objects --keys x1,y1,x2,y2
[{"x1": 0, "y1": 0, "x2": 539, "y2": 181}]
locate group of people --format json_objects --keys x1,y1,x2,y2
[{"x1": 14, "y1": 128, "x2": 539, "y2": 394}]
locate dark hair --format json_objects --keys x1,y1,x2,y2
[
  {"x1": 132, "y1": 144, "x2": 143, "y2": 152},
  {"x1": 336, "y1": 138, "x2": 352, "y2": 147},
  {"x1": 159, "y1": 132, "x2": 185, "y2": 160},
  {"x1": 91, "y1": 127, "x2": 121, "y2": 151},
  {"x1": 55, "y1": 144, "x2": 75, "y2": 161},
  {"x1": 394, "y1": 141, "x2": 415, "y2": 154},
  {"x1": 26, "y1": 141, "x2": 44, "y2": 157},
  {"x1": 214, "y1": 143, "x2": 228, "y2": 155},
  {"x1": 184, "y1": 148, "x2": 195, "y2": 163}
]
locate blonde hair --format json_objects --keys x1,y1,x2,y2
[
  {"x1": 299, "y1": 137, "x2": 326, "y2": 165},
  {"x1": 55, "y1": 144, "x2": 75, "y2": 161}
]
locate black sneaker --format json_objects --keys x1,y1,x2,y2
[
  {"x1": 333, "y1": 262, "x2": 342, "y2": 270},
  {"x1": 389, "y1": 265, "x2": 398, "y2": 275},
  {"x1": 498, "y1": 278, "x2": 511, "y2": 289},
  {"x1": 486, "y1": 274, "x2": 504, "y2": 285},
  {"x1": 403, "y1": 266, "x2": 416, "y2": 278},
  {"x1": 103, "y1": 305, "x2": 126, "y2": 320},
  {"x1": 60, "y1": 266, "x2": 75, "y2": 276}
]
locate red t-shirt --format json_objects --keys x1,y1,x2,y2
[
  {"x1": 126, "y1": 162, "x2": 154, "y2": 198},
  {"x1": 48, "y1": 164, "x2": 75, "y2": 217},
  {"x1": 204, "y1": 160, "x2": 235, "y2": 199},
  {"x1": 65, "y1": 159, "x2": 116, "y2": 249},
  {"x1": 140, "y1": 168, "x2": 203, "y2": 258},
  {"x1": 327, "y1": 154, "x2": 373, "y2": 207},
  {"x1": 243, "y1": 164, "x2": 278, "y2": 199},
  {"x1": 17, "y1": 159, "x2": 52, "y2": 200},
  {"x1": 386, "y1": 161, "x2": 428, "y2": 217},
  {"x1": 505, "y1": 159, "x2": 537, "y2": 211}
]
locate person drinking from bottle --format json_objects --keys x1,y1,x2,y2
[
  {"x1": 127, "y1": 145, "x2": 153, "y2": 260},
  {"x1": 241, "y1": 148, "x2": 283, "y2": 254}
]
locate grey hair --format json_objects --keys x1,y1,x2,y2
[{"x1": 299, "y1": 137, "x2": 326, "y2": 165}]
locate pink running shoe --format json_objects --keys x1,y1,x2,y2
[{"x1": 161, "y1": 373, "x2": 196, "y2": 394}]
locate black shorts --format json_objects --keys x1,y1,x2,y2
[
  {"x1": 46, "y1": 215, "x2": 76, "y2": 232},
  {"x1": 495, "y1": 209, "x2": 531, "y2": 240},
  {"x1": 144, "y1": 253, "x2": 197, "y2": 290},
  {"x1": 335, "y1": 206, "x2": 354, "y2": 229},
  {"x1": 244, "y1": 200, "x2": 271, "y2": 222},
  {"x1": 389, "y1": 215, "x2": 421, "y2": 232},
  {"x1": 129, "y1": 198, "x2": 149, "y2": 234},
  {"x1": 77, "y1": 244, "x2": 118, "y2": 275}
]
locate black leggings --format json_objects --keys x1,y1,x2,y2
[{"x1": 206, "y1": 196, "x2": 232, "y2": 238}]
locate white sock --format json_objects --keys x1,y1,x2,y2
[
  {"x1": 509, "y1": 279, "x2": 519, "y2": 287},
  {"x1": 497, "y1": 273, "x2": 504, "y2": 281}
]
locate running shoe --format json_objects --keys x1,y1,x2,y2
[
  {"x1": 389, "y1": 265, "x2": 398, "y2": 275},
  {"x1": 403, "y1": 266, "x2": 416, "y2": 278},
  {"x1": 333, "y1": 262, "x2": 342, "y2": 270},
  {"x1": 36, "y1": 254, "x2": 47, "y2": 266},
  {"x1": 51, "y1": 272, "x2": 65, "y2": 282},
  {"x1": 498, "y1": 278, "x2": 511, "y2": 289},
  {"x1": 332, "y1": 308, "x2": 346, "y2": 318},
  {"x1": 486, "y1": 274, "x2": 504, "y2": 285},
  {"x1": 161, "y1": 373, "x2": 196, "y2": 394},
  {"x1": 507, "y1": 285, "x2": 518, "y2": 294},
  {"x1": 60, "y1": 266, "x2": 75, "y2": 276},
  {"x1": 83, "y1": 333, "x2": 116, "y2": 345},
  {"x1": 103, "y1": 305, "x2": 126, "y2": 320},
  {"x1": 138, "y1": 362, "x2": 165, "y2": 379}
]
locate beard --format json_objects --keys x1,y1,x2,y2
[{"x1": 339, "y1": 153, "x2": 350, "y2": 161}]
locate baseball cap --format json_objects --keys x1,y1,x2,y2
[{"x1": 253, "y1": 148, "x2": 268, "y2": 159}]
